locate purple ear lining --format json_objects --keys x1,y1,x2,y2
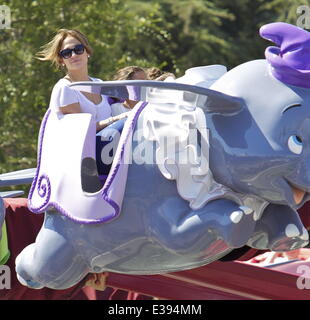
[
  {"x1": 265, "y1": 46, "x2": 310, "y2": 89},
  {"x1": 260, "y1": 22, "x2": 310, "y2": 89}
]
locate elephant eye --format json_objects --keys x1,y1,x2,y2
[{"x1": 288, "y1": 135, "x2": 303, "y2": 154}]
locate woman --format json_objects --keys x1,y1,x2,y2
[
  {"x1": 110, "y1": 65, "x2": 147, "y2": 116},
  {"x1": 35, "y1": 29, "x2": 116, "y2": 292},
  {"x1": 37, "y1": 29, "x2": 125, "y2": 130},
  {"x1": 34, "y1": 30, "x2": 151, "y2": 297}
]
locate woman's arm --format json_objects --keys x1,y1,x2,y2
[
  {"x1": 96, "y1": 112, "x2": 130, "y2": 132},
  {"x1": 58, "y1": 103, "x2": 129, "y2": 132},
  {"x1": 59, "y1": 102, "x2": 82, "y2": 114}
]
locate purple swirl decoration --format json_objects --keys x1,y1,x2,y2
[
  {"x1": 37, "y1": 175, "x2": 50, "y2": 198},
  {"x1": 33, "y1": 174, "x2": 51, "y2": 211},
  {"x1": 260, "y1": 22, "x2": 310, "y2": 89}
]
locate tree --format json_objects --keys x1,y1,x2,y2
[
  {"x1": 0, "y1": 0, "x2": 305, "y2": 188},
  {"x1": 0, "y1": 0, "x2": 136, "y2": 174}
]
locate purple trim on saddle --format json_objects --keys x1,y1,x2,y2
[
  {"x1": 260, "y1": 22, "x2": 310, "y2": 89},
  {"x1": 99, "y1": 102, "x2": 148, "y2": 222},
  {"x1": 45, "y1": 201, "x2": 99, "y2": 224},
  {"x1": 28, "y1": 109, "x2": 52, "y2": 212}
]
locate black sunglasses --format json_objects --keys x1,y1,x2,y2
[{"x1": 59, "y1": 44, "x2": 85, "y2": 59}]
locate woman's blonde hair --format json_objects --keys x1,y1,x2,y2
[{"x1": 36, "y1": 29, "x2": 93, "y2": 69}]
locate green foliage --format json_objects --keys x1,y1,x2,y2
[{"x1": 0, "y1": 0, "x2": 305, "y2": 183}]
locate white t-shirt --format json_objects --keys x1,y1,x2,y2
[
  {"x1": 49, "y1": 77, "x2": 111, "y2": 121},
  {"x1": 111, "y1": 102, "x2": 131, "y2": 116}
]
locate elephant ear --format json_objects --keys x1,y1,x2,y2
[
  {"x1": 69, "y1": 80, "x2": 244, "y2": 115},
  {"x1": 0, "y1": 168, "x2": 36, "y2": 198},
  {"x1": 0, "y1": 168, "x2": 36, "y2": 187},
  {"x1": 204, "y1": 90, "x2": 245, "y2": 115}
]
